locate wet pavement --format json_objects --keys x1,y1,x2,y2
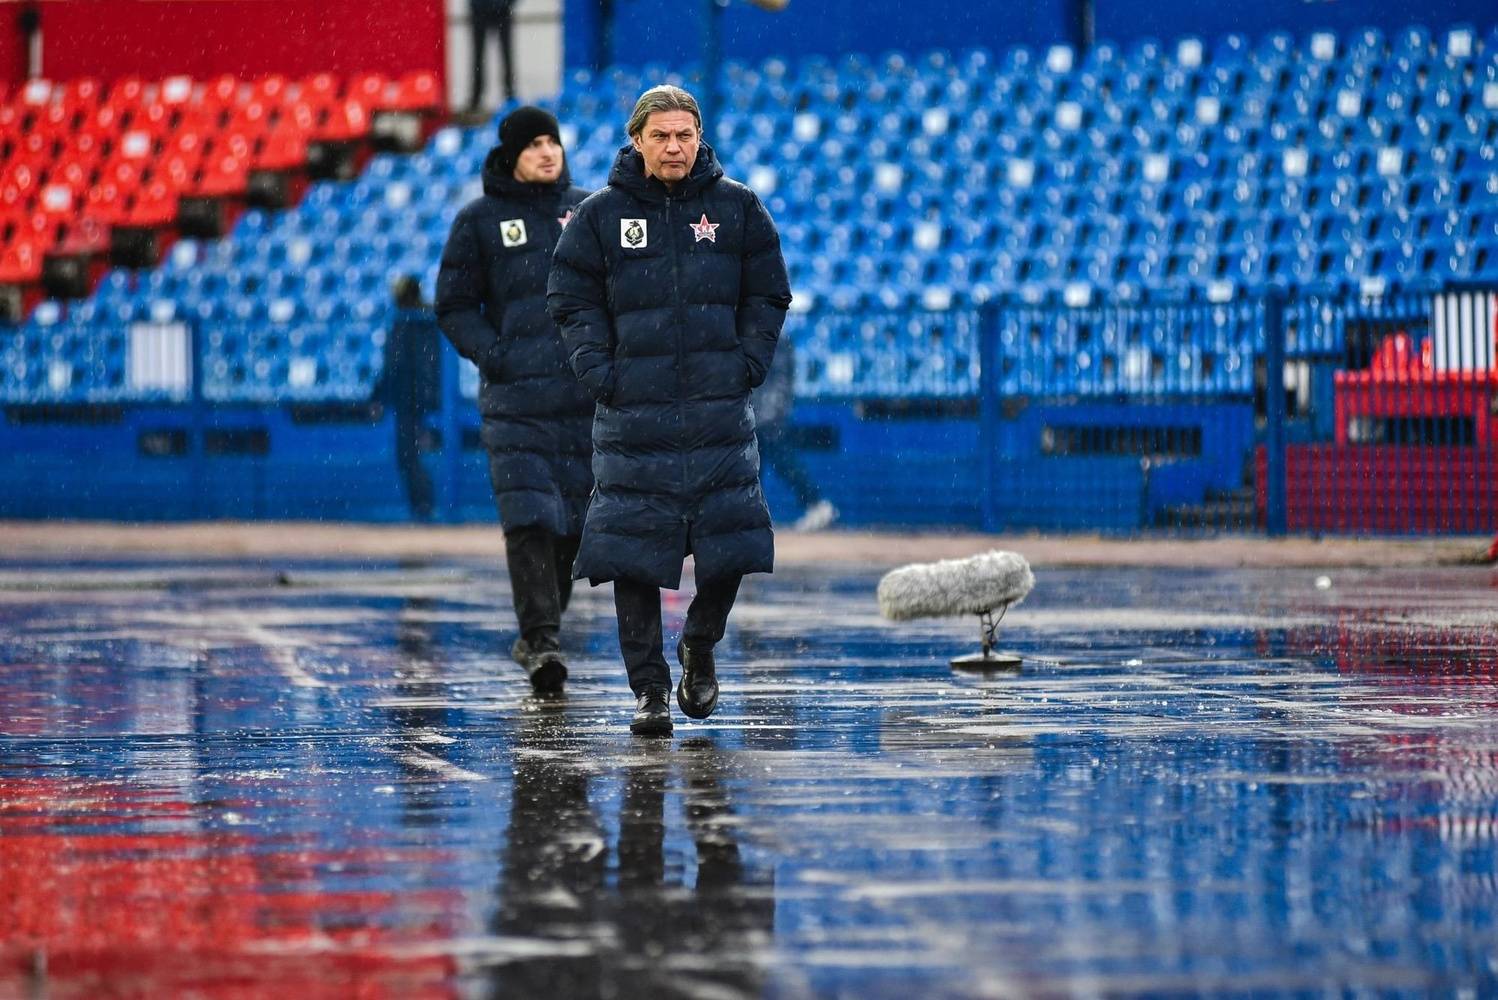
[{"x1": 1, "y1": 557, "x2": 1497, "y2": 998}]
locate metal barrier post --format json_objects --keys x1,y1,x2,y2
[
  {"x1": 188, "y1": 320, "x2": 208, "y2": 519},
  {"x1": 1264, "y1": 290, "x2": 1288, "y2": 536},
  {"x1": 978, "y1": 302, "x2": 1000, "y2": 532}
]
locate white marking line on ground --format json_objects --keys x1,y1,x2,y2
[
  {"x1": 223, "y1": 613, "x2": 330, "y2": 688},
  {"x1": 384, "y1": 743, "x2": 488, "y2": 782}
]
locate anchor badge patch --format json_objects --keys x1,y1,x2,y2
[
  {"x1": 501, "y1": 219, "x2": 528, "y2": 247},
  {"x1": 621, "y1": 218, "x2": 647, "y2": 248}
]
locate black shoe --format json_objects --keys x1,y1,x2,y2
[
  {"x1": 511, "y1": 637, "x2": 567, "y2": 696},
  {"x1": 630, "y1": 686, "x2": 673, "y2": 736},
  {"x1": 675, "y1": 640, "x2": 720, "y2": 720}
]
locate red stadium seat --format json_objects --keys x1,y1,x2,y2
[
  {"x1": 133, "y1": 98, "x2": 174, "y2": 132},
  {"x1": 57, "y1": 78, "x2": 102, "y2": 116},
  {"x1": 53, "y1": 214, "x2": 109, "y2": 256},
  {"x1": 0, "y1": 105, "x2": 22, "y2": 148},
  {"x1": 318, "y1": 99, "x2": 370, "y2": 141},
  {"x1": 234, "y1": 100, "x2": 276, "y2": 138},
  {"x1": 0, "y1": 183, "x2": 29, "y2": 216},
  {"x1": 159, "y1": 75, "x2": 195, "y2": 109},
  {"x1": 216, "y1": 129, "x2": 256, "y2": 163},
  {"x1": 158, "y1": 153, "x2": 199, "y2": 192},
  {"x1": 37, "y1": 184, "x2": 76, "y2": 218},
  {"x1": 0, "y1": 238, "x2": 44, "y2": 283},
  {"x1": 348, "y1": 73, "x2": 389, "y2": 108},
  {"x1": 101, "y1": 158, "x2": 145, "y2": 193},
  {"x1": 1, "y1": 161, "x2": 43, "y2": 205},
  {"x1": 20, "y1": 211, "x2": 64, "y2": 250},
  {"x1": 85, "y1": 103, "x2": 126, "y2": 139},
  {"x1": 104, "y1": 76, "x2": 148, "y2": 116},
  {"x1": 31, "y1": 104, "x2": 76, "y2": 144},
  {"x1": 18, "y1": 129, "x2": 56, "y2": 161},
  {"x1": 49, "y1": 161, "x2": 93, "y2": 199},
  {"x1": 126, "y1": 180, "x2": 178, "y2": 228},
  {"x1": 195, "y1": 151, "x2": 249, "y2": 197},
  {"x1": 16, "y1": 79, "x2": 53, "y2": 110},
  {"x1": 284, "y1": 100, "x2": 319, "y2": 134},
  {"x1": 255, "y1": 124, "x2": 308, "y2": 171},
  {"x1": 182, "y1": 78, "x2": 235, "y2": 132},
  {"x1": 255, "y1": 74, "x2": 291, "y2": 108},
  {"x1": 0, "y1": 69, "x2": 400, "y2": 314},
  {"x1": 302, "y1": 73, "x2": 340, "y2": 104},
  {"x1": 59, "y1": 132, "x2": 107, "y2": 173},
  {"x1": 168, "y1": 129, "x2": 208, "y2": 163},
  {"x1": 83, "y1": 181, "x2": 132, "y2": 228},
  {"x1": 389, "y1": 70, "x2": 442, "y2": 112},
  {"x1": 113, "y1": 128, "x2": 157, "y2": 163}
]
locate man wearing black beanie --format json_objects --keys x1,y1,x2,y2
[{"x1": 436, "y1": 107, "x2": 594, "y2": 695}]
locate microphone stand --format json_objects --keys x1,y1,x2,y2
[{"x1": 950, "y1": 603, "x2": 1023, "y2": 673}]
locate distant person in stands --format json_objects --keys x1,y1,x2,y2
[
  {"x1": 466, "y1": 0, "x2": 517, "y2": 113},
  {"x1": 752, "y1": 336, "x2": 837, "y2": 530},
  {"x1": 436, "y1": 107, "x2": 593, "y2": 695},
  {"x1": 548, "y1": 85, "x2": 792, "y2": 736},
  {"x1": 382, "y1": 275, "x2": 441, "y2": 521}
]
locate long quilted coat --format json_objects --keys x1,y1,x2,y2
[
  {"x1": 435, "y1": 148, "x2": 594, "y2": 533},
  {"x1": 547, "y1": 143, "x2": 792, "y2": 586}
]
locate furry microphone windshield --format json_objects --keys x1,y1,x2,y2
[
  {"x1": 876, "y1": 550, "x2": 1035, "y2": 672},
  {"x1": 877, "y1": 550, "x2": 1034, "y2": 621}
]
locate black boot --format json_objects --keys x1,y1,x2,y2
[
  {"x1": 511, "y1": 637, "x2": 567, "y2": 696},
  {"x1": 631, "y1": 686, "x2": 673, "y2": 736},
  {"x1": 675, "y1": 640, "x2": 720, "y2": 720}
]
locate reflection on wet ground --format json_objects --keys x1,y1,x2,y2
[{"x1": 1, "y1": 559, "x2": 1496, "y2": 997}]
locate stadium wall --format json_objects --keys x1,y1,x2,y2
[{"x1": 0, "y1": 0, "x2": 446, "y2": 89}]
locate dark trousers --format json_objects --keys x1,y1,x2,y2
[
  {"x1": 613, "y1": 575, "x2": 742, "y2": 695},
  {"x1": 468, "y1": 9, "x2": 515, "y2": 109},
  {"x1": 758, "y1": 426, "x2": 822, "y2": 509},
  {"x1": 394, "y1": 409, "x2": 436, "y2": 521},
  {"x1": 504, "y1": 526, "x2": 579, "y2": 649}
]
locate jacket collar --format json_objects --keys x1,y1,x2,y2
[
  {"x1": 607, "y1": 142, "x2": 723, "y2": 204},
  {"x1": 481, "y1": 144, "x2": 573, "y2": 200}
]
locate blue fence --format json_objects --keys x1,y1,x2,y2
[{"x1": 2, "y1": 286, "x2": 1495, "y2": 534}]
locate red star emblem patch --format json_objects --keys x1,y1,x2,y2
[{"x1": 689, "y1": 213, "x2": 719, "y2": 243}]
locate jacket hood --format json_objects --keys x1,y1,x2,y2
[
  {"x1": 607, "y1": 142, "x2": 723, "y2": 203},
  {"x1": 482, "y1": 144, "x2": 573, "y2": 199}
]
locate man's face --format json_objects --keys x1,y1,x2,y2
[
  {"x1": 631, "y1": 110, "x2": 699, "y2": 185},
  {"x1": 513, "y1": 135, "x2": 564, "y2": 183}
]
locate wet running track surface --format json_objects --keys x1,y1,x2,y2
[{"x1": 1, "y1": 558, "x2": 1496, "y2": 998}]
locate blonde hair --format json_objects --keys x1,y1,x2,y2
[{"x1": 626, "y1": 85, "x2": 703, "y2": 139}]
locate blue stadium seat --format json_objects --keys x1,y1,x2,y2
[{"x1": 10, "y1": 20, "x2": 1495, "y2": 404}]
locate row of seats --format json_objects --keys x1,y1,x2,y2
[
  {"x1": 5, "y1": 307, "x2": 384, "y2": 403},
  {"x1": 0, "y1": 70, "x2": 440, "y2": 285},
  {"x1": 700, "y1": 24, "x2": 1498, "y2": 113},
  {"x1": 784, "y1": 308, "x2": 1258, "y2": 398},
  {"x1": 3, "y1": 22, "x2": 1497, "y2": 404}
]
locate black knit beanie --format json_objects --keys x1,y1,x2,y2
[{"x1": 496, "y1": 106, "x2": 561, "y2": 174}]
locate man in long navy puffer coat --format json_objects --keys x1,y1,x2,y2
[
  {"x1": 436, "y1": 106, "x2": 593, "y2": 695},
  {"x1": 548, "y1": 85, "x2": 792, "y2": 736}
]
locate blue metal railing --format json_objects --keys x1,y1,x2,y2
[{"x1": 3, "y1": 284, "x2": 1494, "y2": 534}]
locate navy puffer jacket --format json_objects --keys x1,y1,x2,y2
[
  {"x1": 547, "y1": 143, "x2": 792, "y2": 587},
  {"x1": 435, "y1": 148, "x2": 595, "y2": 534}
]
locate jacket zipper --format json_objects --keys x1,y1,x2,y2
[{"x1": 666, "y1": 193, "x2": 690, "y2": 517}]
